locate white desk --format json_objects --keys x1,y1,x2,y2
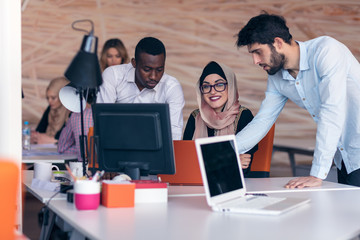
[
  {"x1": 167, "y1": 177, "x2": 357, "y2": 197},
  {"x1": 22, "y1": 144, "x2": 77, "y2": 164},
  {"x1": 39, "y1": 178, "x2": 360, "y2": 240},
  {"x1": 23, "y1": 170, "x2": 67, "y2": 203},
  {"x1": 22, "y1": 155, "x2": 76, "y2": 164}
]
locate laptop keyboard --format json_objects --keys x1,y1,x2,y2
[{"x1": 227, "y1": 196, "x2": 286, "y2": 209}]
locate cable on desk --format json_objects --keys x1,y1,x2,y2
[{"x1": 39, "y1": 185, "x2": 73, "y2": 240}]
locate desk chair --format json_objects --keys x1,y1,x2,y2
[
  {"x1": 159, "y1": 140, "x2": 203, "y2": 185},
  {"x1": 0, "y1": 160, "x2": 19, "y2": 240},
  {"x1": 248, "y1": 124, "x2": 275, "y2": 178},
  {"x1": 272, "y1": 144, "x2": 314, "y2": 176},
  {"x1": 160, "y1": 125, "x2": 276, "y2": 183}
]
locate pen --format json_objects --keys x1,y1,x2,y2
[
  {"x1": 99, "y1": 170, "x2": 105, "y2": 181},
  {"x1": 65, "y1": 164, "x2": 77, "y2": 182},
  {"x1": 92, "y1": 171, "x2": 100, "y2": 182}
]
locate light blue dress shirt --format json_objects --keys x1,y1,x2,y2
[{"x1": 236, "y1": 36, "x2": 360, "y2": 179}]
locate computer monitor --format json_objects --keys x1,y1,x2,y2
[{"x1": 92, "y1": 103, "x2": 175, "y2": 180}]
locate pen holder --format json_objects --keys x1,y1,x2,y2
[{"x1": 74, "y1": 180, "x2": 100, "y2": 210}]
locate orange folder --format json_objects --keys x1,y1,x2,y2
[{"x1": 158, "y1": 140, "x2": 203, "y2": 185}]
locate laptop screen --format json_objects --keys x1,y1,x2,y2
[{"x1": 200, "y1": 139, "x2": 244, "y2": 197}]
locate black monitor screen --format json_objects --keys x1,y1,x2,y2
[
  {"x1": 200, "y1": 140, "x2": 243, "y2": 197},
  {"x1": 92, "y1": 103, "x2": 175, "y2": 179}
]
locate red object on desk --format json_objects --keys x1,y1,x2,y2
[{"x1": 131, "y1": 180, "x2": 167, "y2": 189}]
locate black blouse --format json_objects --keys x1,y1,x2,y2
[
  {"x1": 36, "y1": 106, "x2": 68, "y2": 140},
  {"x1": 183, "y1": 108, "x2": 258, "y2": 177}
]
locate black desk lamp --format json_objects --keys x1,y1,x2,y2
[{"x1": 64, "y1": 19, "x2": 102, "y2": 176}]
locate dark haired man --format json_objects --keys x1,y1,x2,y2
[
  {"x1": 235, "y1": 13, "x2": 360, "y2": 188},
  {"x1": 97, "y1": 37, "x2": 185, "y2": 140}
]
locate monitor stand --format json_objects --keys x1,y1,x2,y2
[{"x1": 118, "y1": 162, "x2": 150, "y2": 180}]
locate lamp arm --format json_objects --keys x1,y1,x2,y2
[
  {"x1": 71, "y1": 19, "x2": 94, "y2": 35},
  {"x1": 78, "y1": 89, "x2": 88, "y2": 176}
]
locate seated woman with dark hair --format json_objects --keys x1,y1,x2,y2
[
  {"x1": 32, "y1": 77, "x2": 70, "y2": 144},
  {"x1": 183, "y1": 61, "x2": 258, "y2": 177}
]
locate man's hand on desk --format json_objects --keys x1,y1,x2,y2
[{"x1": 285, "y1": 176, "x2": 323, "y2": 189}]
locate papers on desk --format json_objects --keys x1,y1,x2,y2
[
  {"x1": 23, "y1": 151, "x2": 62, "y2": 157},
  {"x1": 23, "y1": 144, "x2": 61, "y2": 156},
  {"x1": 29, "y1": 143, "x2": 58, "y2": 150},
  {"x1": 31, "y1": 178, "x2": 60, "y2": 192}
]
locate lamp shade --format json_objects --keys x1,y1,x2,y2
[
  {"x1": 65, "y1": 34, "x2": 102, "y2": 88},
  {"x1": 59, "y1": 84, "x2": 87, "y2": 113}
]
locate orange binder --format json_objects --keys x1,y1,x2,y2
[{"x1": 158, "y1": 140, "x2": 203, "y2": 185}]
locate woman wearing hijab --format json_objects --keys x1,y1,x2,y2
[
  {"x1": 183, "y1": 61, "x2": 258, "y2": 176},
  {"x1": 31, "y1": 77, "x2": 70, "y2": 144}
]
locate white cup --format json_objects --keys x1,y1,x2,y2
[
  {"x1": 34, "y1": 162, "x2": 60, "y2": 182},
  {"x1": 69, "y1": 161, "x2": 84, "y2": 178}
]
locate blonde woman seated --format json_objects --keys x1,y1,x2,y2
[
  {"x1": 100, "y1": 38, "x2": 129, "y2": 72},
  {"x1": 31, "y1": 77, "x2": 70, "y2": 144},
  {"x1": 183, "y1": 61, "x2": 258, "y2": 177}
]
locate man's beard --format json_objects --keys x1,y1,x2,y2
[{"x1": 266, "y1": 47, "x2": 285, "y2": 75}]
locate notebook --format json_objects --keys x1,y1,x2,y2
[
  {"x1": 158, "y1": 140, "x2": 203, "y2": 185},
  {"x1": 195, "y1": 135, "x2": 310, "y2": 215}
]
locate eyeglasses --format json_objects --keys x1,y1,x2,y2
[{"x1": 200, "y1": 82, "x2": 227, "y2": 94}]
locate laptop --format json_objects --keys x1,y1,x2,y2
[
  {"x1": 195, "y1": 135, "x2": 310, "y2": 215},
  {"x1": 158, "y1": 140, "x2": 203, "y2": 185}
]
